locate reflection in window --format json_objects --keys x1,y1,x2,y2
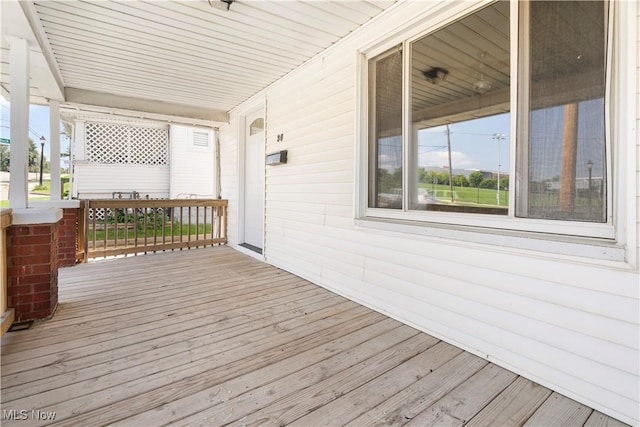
[
  {"x1": 520, "y1": 1, "x2": 607, "y2": 222},
  {"x1": 412, "y1": 115, "x2": 510, "y2": 214},
  {"x1": 366, "y1": 0, "x2": 609, "y2": 224},
  {"x1": 249, "y1": 118, "x2": 264, "y2": 136},
  {"x1": 369, "y1": 47, "x2": 403, "y2": 209},
  {"x1": 410, "y1": 1, "x2": 510, "y2": 214}
]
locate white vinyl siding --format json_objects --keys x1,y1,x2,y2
[
  {"x1": 219, "y1": 1, "x2": 639, "y2": 424},
  {"x1": 71, "y1": 116, "x2": 170, "y2": 199},
  {"x1": 73, "y1": 163, "x2": 169, "y2": 199},
  {"x1": 169, "y1": 125, "x2": 215, "y2": 199}
]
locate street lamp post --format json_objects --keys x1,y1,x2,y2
[
  {"x1": 492, "y1": 133, "x2": 506, "y2": 206},
  {"x1": 39, "y1": 135, "x2": 45, "y2": 186},
  {"x1": 586, "y1": 159, "x2": 593, "y2": 213}
]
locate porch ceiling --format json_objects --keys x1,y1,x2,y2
[{"x1": 1, "y1": 0, "x2": 396, "y2": 122}]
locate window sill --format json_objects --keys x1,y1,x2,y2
[{"x1": 355, "y1": 216, "x2": 628, "y2": 267}]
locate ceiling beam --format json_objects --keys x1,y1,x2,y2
[
  {"x1": 20, "y1": 1, "x2": 65, "y2": 100},
  {"x1": 0, "y1": 0, "x2": 65, "y2": 101},
  {"x1": 64, "y1": 88, "x2": 229, "y2": 125},
  {"x1": 1, "y1": 0, "x2": 64, "y2": 101},
  {"x1": 412, "y1": 87, "x2": 510, "y2": 126}
]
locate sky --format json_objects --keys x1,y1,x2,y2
[
  {"x1": 382, "y1": 100, "x2": 605, "y2": 182},
  {"x1": 0, "y1": 97, "x2": 71, "y2": 168},
  {"x1": 417, "y1": 113, "x2": 510, "y2": 173}
]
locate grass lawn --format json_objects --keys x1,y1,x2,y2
[
  {"x1": 88, "y1": 222, "x2": 213, "y2": 241},
  {"x1": 419, "y1": 183, "x2": 508, "y2": 207},
  {"x1": 1, "y1": 178, "x2": 71, "y2": 208}
]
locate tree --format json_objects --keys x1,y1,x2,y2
[
  {"x1": 468, "y1": 171, "x2": 484, "y2": 188},
  {"x1": 452, "y1": 174, "x2": 468, "y2": 187},
  {"x1": 377, "y1": 168, "x2": 402, "y2": 193},
  {"x1": 28, "y1": 138, "x2": 41, "y2": 172},
  {"x1": 2, "y1": 139, "x2": 45, "y2": 173},
  {"x1": 437, "y1": 172, "x2": 449, "y2": 186},
  {"x1": 480, "y1": 178, "x2": 497, "y2": 189},
  {"x1": 418, "y1": 168, "x2": 429, "y2": 184},
  {"x1": 425, "y1": 170, "x2": 437, "y2": 185},
  {"x1": 500, "y1": 176, "x2": 509, "y2": 191},
  {"x1": 0, "y1": 145, "x2": 9, "y2": 171},
  {"x1": 468, "y1": 171, "x2": 484, "y2": 204}
]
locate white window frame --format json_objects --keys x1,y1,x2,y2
[{"x1": 356, "y1": 0, "x2": 637, "y2": 266}]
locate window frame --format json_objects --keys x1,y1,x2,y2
[
  {"x1": 356, "y1": 0, "x2": 637, "y2": 265},
  {"x1": 359, "y1": 0, "x2": 618, "y2": 241}
]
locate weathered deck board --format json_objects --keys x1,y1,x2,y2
[
  {"x1": 370, "y1": 363, "x2": 518, "y2": 427},
  {"x1": 113, "y1": 321, "x2": 420, "y2": 426},
  {"x1": 524, "y1": 392, "x2": 594, "y2": 426},
  {"x1": 0, "y1": 246, "x2": 631, "y2": 427},
  {"x1": 465, "y1": 376, "x2": 552, "y2": 427},
  {"x1": 288, "y1": 349, "x2": 481, "y2": 426}
]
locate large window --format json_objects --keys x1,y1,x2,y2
[{"x1": 367, "y1": 1, "x2": 610, "y2": 231}]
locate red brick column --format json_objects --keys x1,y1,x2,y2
[
  {"x1": 6, "y1": 223, "x2": 59, "y2": 322},
  {"x1": 58, "y1": 208, "x2": 78, "y2": 268}
]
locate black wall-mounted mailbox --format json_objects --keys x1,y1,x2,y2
[{"x1": 266, "y1": 150, "x2": 288, "y2": 165}]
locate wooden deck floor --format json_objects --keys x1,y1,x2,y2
[{"x1": 0, "y1": 246, "x2": 629, "y2": 427}]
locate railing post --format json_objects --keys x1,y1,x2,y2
[
  {"x1": 76, "y1": 200, "x2": 89, "y2": 263},
  {"x1": 1, "y1": 209, "x2": 15, "y2": 336},
  {"x1": 222, "y1": 203, "x2": 228, "y2": 243}
]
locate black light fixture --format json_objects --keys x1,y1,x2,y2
[
  {"x1": 423, "y1": 67, "x2": 449, "y2": 84},
  {"x1": 208, "y1": 0, "x2": 234, "y2": 11}
]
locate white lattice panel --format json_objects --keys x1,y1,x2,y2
[
  {"x1": 86, "y1": 123, "x2": 129, "y2": 164},
  {"x1": 130, "y1": 127, "x2": 169, "y2": 165},
  {"x1": 85, "y1": 122, "x2": 168, "y2": 165}
]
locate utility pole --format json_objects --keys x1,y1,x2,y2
[
  {"x1": 560, "y1": 104, "x2": 578, "y2": 213},
  {"x1": 446, "y1": 124, "x2": 454, "y2": 203}
]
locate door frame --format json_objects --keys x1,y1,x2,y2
[{"x1": 237, "y1": 100, "x2": 266, "y2": 258}]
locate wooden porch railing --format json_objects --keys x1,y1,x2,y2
[
  {"x1": 1, "y1": 209, "x2": 14, "y2": 337},
  {"x1": 77, "y1": 199, "x2": 227, "y2": 261}
]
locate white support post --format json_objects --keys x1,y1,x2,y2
[
  {"x1": 49, "y1": 100, "x2": 61, "y2": 200},
  {"x1": 71, "y1": 121, "x2": 85, "y2": 198},
  {"x1": 8, "y1": 37, "x2": 30, "y2": 209}
]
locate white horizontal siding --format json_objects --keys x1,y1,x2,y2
[
  {"x1": 74, "y1": 163, "x2": 169, "y2": 199},
  {"x1": 169, "y1": 125, "x2": 215, "y2": 199},
  {"x1": 220, "y1": 1, "x2": 640, "y2": 424}
]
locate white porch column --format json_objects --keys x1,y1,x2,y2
[
  {"x1": 8, "y1": 37, "x2": 30, "y2": 209},
  {"x1": 49, "y1": 100, "x2": 61, "y2": 200},
  {"x1": 71, "y1": 121, "x2": 85, "y2": 198}
]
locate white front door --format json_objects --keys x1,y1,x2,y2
[{"x1": 243, "y1": 111, "x2": 265, "y2": 251}]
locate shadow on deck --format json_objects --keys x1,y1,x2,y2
[{"x1": 0, "y1": 246, "x2": 629, "y2": 426}]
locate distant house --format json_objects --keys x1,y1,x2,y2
[{"x1": 63, "y1": 111, "x2": 216, "y2": 200}]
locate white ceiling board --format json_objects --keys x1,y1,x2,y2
[
  {"x1": 0, "y1": 0, "x2": 396, "y2": 115},
  {"x1": 35, "y1": 1, "x2": 311, "y2": 66}
]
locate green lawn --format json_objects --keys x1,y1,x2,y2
[
  {"x1": 88, "y1": 222, "x2": 213, "y2": 241},
  {"x1": 1, "y1": 178, "x2": 71, "y2": 208},
  {"x1": 419, "y1": 183, "x2": 508, "y2": 207}
]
